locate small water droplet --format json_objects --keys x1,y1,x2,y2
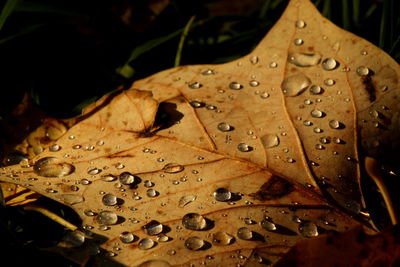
[
  {"x1": 237, "y1": 227, "x2": 252, "y2": 240},
  {"x1": 315, "y1": 144, "x2": 325, "y2": 150},
  {"x1": 295, "y1": 20, "x2": 306, "y2": 28},
  {"x1": 311, "y1": 109, "x2": 324, "y2": 118},
  {"x1": 72, "y1": 145, "x2": 81, "y2": 149},
  {"x1": 329, "y1": 120, "x2": 341, "y2": 129},
  {"x1": 60, "y1": 231, "x2": 85, "y2": 248},
  {"x1": 115, "y1": 163, "x2": 125, "y2": 169},
  {"x1": 96, "y1": 140, "x2": 105, "y2": 146},
  {"x1": 139, "y1": 238, "x2": 155, "y2": 250},
  {"x1": 68, "y1": 135, "x2": 75, "y2": 140},
  {"x1": 286, "y1": 157, "x2": 295, "y2": 163},
  {"x1": 102, "y1": 194, "x2": 117, "y2": 206},
  {"x1": 80, "y1": 179, "x2": 91, "y2": 185},
  {"x1": 157, "y1": 234, "x2": 170, "y2": 243},
  {"x1": 288, "y1": 53, "x2": 321, "y2": 67},
  {"x1": 182, "y1": 213, "x2": 207, "y2": 230},
  {"x1": 95, "y1": 211, "x2": 118, "y2": 225},
  {"x1": 163, "y1": 163, "x2": 184, "y2": 173},
  {"x1": 88, "y1": 168, "x2": 101, "y2": 175},
  {"x1": 303, "y1": 120, "x2": 312, "y2": 126},
  {"x1": 217, "y1": 122, "x2": 232, "y2": 132},
  {"x1": 84, "y1": 209, "x2": 95, "y2": 216},
  {"x1": 229, "y1": 82, "x2": 243, "y2": 90},
  {"x1": 319, "y1": 137, "x2": 330, "y2": 144},
  {"x1": 261, "y1": 134, "x2": 279, "y2": 148},
  {"x1": 361, "y1": 50, "x2": 368, "y2": 55},
  {"x1": 260, "y1": 92, "x2": 270, "y2": 99},
  {"x1": 146, "y1": 189, "x2": 158, "y2": 198},
  {"x1": 324, "y1": 78, "x2": 335, "y2": 86},
  {"x1": 202, "y1": 69, "x2": 215, "y2": 75},
  {"x1": 144, "y1": 180, "x2": 154, "y2": 188},
  {"x1": 59, "y1": 194, "x2": 84, "y2": 205},
  {"x1": 212, "y1": 231, "x2": 234, "y2": 246},
  {"x1": 49, "y1": 144, "x2": 61, "y2": 152},
  {"x1": 33, "y1": 157, "x2": 75, "y2": 177},
  {"x1": 269, "y1": 62, "x2": 278, "y2": 68},
  {"x1": 237, "y1": 143, "x2": 252, "y2": 152},
  {"x1": 356, "y1": 66, "x2": 370, "y2": 76},
  {"x1": 309, "y1": 85, "x2": 323, "y2": 95},
  {"x1": 213, "y1": 188, "x2": 232, "y2": 202},
  {"x1": 322, "y1": 58, "x2": 339, "y2": 70},
  {"x1": 380, "y1": 85, "x2": 388, "y2": 92},
  {"x1": 143, "y1": 220, "x2": 163, "y2": 235},
  {"x1": 102, "y1": 174, "x2": 117, "y2": 182},
  {"x1": 249, "y1": 80, "x2": 260, "y2": 87},
  {"x1": 281, "y1": 73, "x2": 311, "y2": 96},
  {"x1": 189, "y1": 82, "x2": 202, "y2": 89},
  {"x1": 313, "y1": 127, "x2": 322, "y2": 133},
  {"x1": 294, "y1": 38, "x2": 303, "y2": 45},
  {"x1": 260, "y1": 219, "x2": 276, "y2": 231},
  {"x1": 120, "y1": 232, "x2": 136, "y2": 243},
  {"x1": 185, "y1": 236, "x2": 204, "y2": 250},
  {"x1": 190, "y1": 100, "x2": 205, "y2": 108},
  {"x1": 298, "y1": 221, "x2": 318, "y2": 237},
  {"x1": 179, "y1": 195, "x2": 197, "y2": 207},
  {"x1": 250, "y1": 56, "x2": 259, "y2": 64},
  {"x1": 119, "y1": 172, "x2": 135, "y2": 184}
]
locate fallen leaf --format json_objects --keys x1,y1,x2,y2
[
  {"x1": 0, "y1": 0, "x2": 398, "y2": 266},
  {"x1": 274, "y1": 225, "x2": 400, "y2": 267}
]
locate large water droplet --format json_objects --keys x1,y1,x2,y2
[
  {"x1": 311, "y1": 109, "x2": 324, "y2": 118},
  {"x1": 212, "y1": 231, "x2": 234, "y2": 246},
  {"x1": 237, "y1": 143, "x2": 252, "y2": 152},
  {"x1": 295, "y1": 20, "x2": 306, "y2": 28},
  {"x1": 102, "y1": 194, "x2": 117, "y2": 206},
  {"x1": 281, "y1": 73, "x2": 311, "y2": 96},
  {"x1": 179, "y1": 195, "x2": 197, "y2": 207},
  {"x1": 139, "y1": 238, "x2": 155, "y2": 250},
  {"x1": 237, "y1": 227, "x2": 252, "y2": 240},
  {"x1": 322, "y1": 58, "x2": 339, "y2": 70},
  {"x1": 120, "y1": 232, "x2": 136, "y2": 243},
  {"x1": 260, "y1": 219, "x2": 276, "y2": 232},
  {"x1": 329, "y1": 120, "x2": 342, "y2": 129},
  {"x1": 185, "y1": 236, "x2": 204, "y2": 250},
  {"x1": 182, "y1": 213, "x2": 207, "y2": 230},
  {"x1": 229, "y1": 82, "x2": 243, "y2": 90},
  {"x1": 33, "y1": 157, "x2": 75, "y2": 177},
  {"x1": 163, "y1": 163, "x2": 184, "y2": 173},
  {"x1": 288, "y1": 53, "x2": 321, "y2": 67},
  {"x1": 95, "y1": 211, "x2": 118, "y2": 225},
  {"x1": 261, "y1": 134, "x2": 280, "y2": 148},
  {"x1": 143, "y1": 220, "x2": 163, "y2": 235},
  {"x1": 298, "y1": 221, "x2": 318, "y2": 237},
  {"x1": 119, "y1": 172, "x2": 135, "y2": 185},
  {"x1": 217, "y1": 122, "x2": 232, "y2": 132},
  {"x1": 213, "y1": 188, "x2": 232, "y2": 202},
  {"x1": 146, "y1": 189, "x2": 158, "y2": 198},
  {"x1": 59, "y1": 194, "x2": 84, "y2": 205}
]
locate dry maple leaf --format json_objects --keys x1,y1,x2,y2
[{"x1": 1, "y1": 0, "x2": 399, "y2": 266}]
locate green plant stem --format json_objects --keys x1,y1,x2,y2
[
  {"x1": 175, "y1": 16, "x2": 196, "y2": 67},
  {"x1": 322, "y1": 0, "x2": 331, "y2": 19},
  {"x1": 379, "y1": 0, "x2": 389, "y2": 49},
  {"x1": 352, "y1": 0, "x2": 360, "y2": 28},
  {"x1": 341, "y1": 0, "x2": 350, "y2": 29},
  {"x1": 0, "y1": 0, "x2": 19, "y2": 31}
]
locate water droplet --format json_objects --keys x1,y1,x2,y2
[
  {"x1": 60, "y1": 231, "x2": 85, "y2": 248},
  {"x1": 157, "y1": 234, "x2": 170, "y2": 243},
  {"x1": 72, "y1": 145, "x2": 81, "y2": 149},
  {"x1": 295, "y1": 20, "x2": 306, "y2": 28},
  {"x1": 84, "y1": 209, "x2": 95, "y2": 216},
  {"x1": 332, "y1": 137, "x2": 343, "y2": 144},
  {"x1": 380, "y1": 85, "x2": 388, "y2": 92},
  {"x1": 249, "y1": 80, "x2": 260, "y2": 87},
  {"x1": 102, "y1": 174, "x2": 117, "y2": 182},
  {"x1": 212, "y1": 231, "x2": 234, "y2": 246},
  {"x1": 213, "y1": 188, "x2": 232, "y2": 202},
  {"x1": 59, "y1": 194, "x2": 84, "y2": 205},
  {"x1": 237, "y1": 143, "x2": 252, "y2": 152},
  {"x1": 88, "y1": 168, "x2": 101, "y2": 175},
  {"x1": 324, "y1": 78, "x2": 335, "y2": 86},
  {"x1": 96, "y1": 140, "x2": 105, "y2": 146},
  {"x1": 167, "y1": 249, "x2": 176, "y2": 255},
  {"x1": 281, "y1": 73, "x2": 311, "y2": 96},
  {"x1": 95, "y1": 211, "x2": 118, "y2": 225},
  {"x1": 190, "y1": 100, "x2": 204, "y2": 108},
  {"x1": 139, "y1": 238, "x2": 155, "y2": 250},
  {"x1": 185, "y1": 236, "x2": 204, "y2": 250},
  {"x1": 120, "y1": 232, "x2": 136, "y2": 243},
  {"x1": 217, "y1": 122, "x2": 232, "y2": 132},
  {"x1": 80, "y1": 179, "x2": 91, "y2": 185},
  {"x1": 102, "y1": 194, "x2": 117, "y2": 206},
  {"x1": 229, "y1": 82, "x2": 243, "y2": 90},
  {"x1": 146, "y1": 189, "x2": 158, "y2": 198},
  {"x1": 68, "y1": 135, "x2": 75, "y2": 140},
  {"x1": 315, "y1": 144, "x2": 325, "y2": 150},
  {"x1": 244, "y1": 218, "x2": 255, "y2": 225},
  {"x1": 361, "y1": 50, "x2": 368, "y2": 55},
  {"x1": 356, "y1": 66, "x2": 370, "y2": 76},
  {"x1": 163, "y1": 163, "x2": 184, "y2": 173},
  {"x1": 322, "y1": 58, "x2": 339, "y2": 70},
  {"x1": 319, "y1": 137, "x2": 330, "y2": 144},
  {"x1": 298, "y1": 221, "x2": 318, "y2": 237},
  {"x1": 260, "y1": 219, "x2": 276, "y2": 231},
  {"x1": 288, "y1": 53, "x2": 321, "y2": 67},
  {"x1": 261, "y1": 134, "x2": 279, "y2": 148},
  {"x1": 189, "y1": 82, "x2": 202, "y2": 89},
  {"x1": 269, "y1": 62, "x2": 278, "y2": 68},
  {"x1": 250, "y1": 56, "x2": 259, "y2": 64},
  {"x1": 179, "y1": 195, "x2": 197, "y2": 207},
  {"x1": 311, "y1": 109, "x2": 324, "y2": 118},
  {"x1": 260, "y1": 92, "x2": 270, "y2": 99},
  {"x1": 286, "y1": 157, "x2": 295, "y2": 163},
  {"x1": 329, "y1": 120, "x2": 341, "y2": 129},
  {"x1": 33, "y1": 157, "x2": 75, "y2": 177},
  {"x1": 144, "y1": 180, "x2": 154, "y2": 187},
  {"x1": 143, "y1": 220, "x2": 163, "y2": 235},
  {"x1": 309, "y1": 85, "x2": 322, "y2": 95},
  {"x1": 237, "y1": 227, "x2": 252, "y2": 240},
  {"x1": 202, "y1": 69, "x2": 215, "y2": 75},
  {"x1": 294, "y1": 38, "x2": 303, "y2": 45},
  {"x1": 303, "y1": 120, "x2": 312, "y2": 126},
  {"x1": 49, "y1": 144, "x2": 61, "y2": 152},
  {"x1": 182, "y1": 213, "x2": 207, "y2": 230},
  {"x1": 119, "y1": 172, "x2": 135, "y2": 184}
]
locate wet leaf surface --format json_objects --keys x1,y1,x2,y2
[{"x1": 1, "y1": 0, "x2": 399, "y2": 266}]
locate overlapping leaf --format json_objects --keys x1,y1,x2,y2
[{"x1": 1, "y1": 0, "x2": 399, "y2": 266}]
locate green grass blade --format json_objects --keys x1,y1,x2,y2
[
  {"x1": 175, "y1": 16, "x2": 196, "y2": 67},
  {"x1": 365, "y1": 3, "x2": 378, "y2": 19},
  {"x1": 379, "y1": 0, "x2": 389, "y2": 49},
  {"x1": 259, "y1": 0, "x2": 272, "y2": 19},
  {"x1": 322, "y1": 0, "x2": 331, "y2": 19},
  {"x1": 0, "y1": 24, "x2": 43, "y2": 44},
  {"x1": 352, "y1": 0, "x2": 360, "y2": 28},
  {"x1": 0, "y1": 0, "x2": 19, "y2": 31},
  {"x1": 341, "y1": 0, "x2": 350, "y2": 29}
]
